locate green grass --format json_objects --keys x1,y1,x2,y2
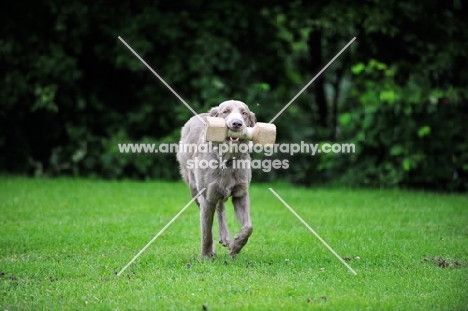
[{"x1": 1, "y1": 177, "x2": 467, "y2": 310}]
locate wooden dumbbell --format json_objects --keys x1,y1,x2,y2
[{"x1": 205, "y1": 117, "x2": 276, "y2": 145}]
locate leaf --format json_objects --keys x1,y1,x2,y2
[
  {"x1": 390, "y1": 145, "x2": 404, "y2": 156},
  {"x1": 418, "y1": 126, "x2": 431, "y2": 137},
  {"x1": 259, "y1": 83, "x2": 270, "y2": 91},
  {"x1": 380, "y1": 90, "x2": 395, "y2": 103},
  {"x1": 375, "y1": 62, "x2": 387, "y2": 70},
  {"x1": 339, "y1": 113, "x2": 351, "y2": 126},
  {"x1": 351, "y1": 63, "x2": 365, "y2": 75},
  {"x1": 402, "y1": 158, "x2": 411, "y2": 171},
  {"x1": 384, "y1": 69, "x2": 394, "y2": 77}
]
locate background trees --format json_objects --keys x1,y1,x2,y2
[{"x1": 1, "y1": 0, "x2": 467, "y2": 190}]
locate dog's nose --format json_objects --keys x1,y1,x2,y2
[{"x1": 231, "y1": 119, "x2": 243, "y2": 129}]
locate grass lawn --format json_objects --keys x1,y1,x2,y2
[{"x1": 1, "y1": 177, "x2": 467, "y2": 310}]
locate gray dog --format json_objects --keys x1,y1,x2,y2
[{"x1": 176, "y1": 100, "x2": 256, "y2": 258}]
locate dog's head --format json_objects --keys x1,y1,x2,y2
[
  {"x1": 209, "y1": 99, "x2": 256, "y2": 126},
  {"x1": 209, "y1": 100, "x2": 256, "y2": 145},
  {"x1": 208, "y1": 100, "x2": 256, "y2": 157}
]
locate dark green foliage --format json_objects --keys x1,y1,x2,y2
[
  {"x1": 321, "y1": 60, "x2": 468, "y2": 191},
  {"x1": 1, "y1": 0, "x2": 467, "y2": 190},
  {"x1": 0, "y1": 1, "x2": 290, "y2": 179}
]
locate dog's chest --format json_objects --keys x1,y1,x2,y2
[{"x1": 212, "y1": 166, "x2": 248, "y2": 194}]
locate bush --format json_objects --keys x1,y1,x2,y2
[{"x1": 320, "y1": 60, "x2": 468, "y2": 191}]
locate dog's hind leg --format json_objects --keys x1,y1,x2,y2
[
  {"x1": 188, "y1": 172, "x2": 201, "y2": 208},
  {"x1": 229, "y1": 194, "x2": 253, "y2": 258},
  {"x1": 200, "y1": 182, "x2": 230, "y2": 258},
  {"x1": 217, "y1": 202, "x2": 231, "y2": 247}
]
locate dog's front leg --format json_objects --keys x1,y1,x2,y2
[
  {"x1": 200, "y1": 199, "x2": 216, "y2": 258},
  {"x1": 230, "y1": 194, "x2": 253, "y2": 258}
]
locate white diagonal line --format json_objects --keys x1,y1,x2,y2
[
  {"x1": 268, "y1": 188, "x2": 357, "y2": 275},
  {"x1": 117, "y1": 188, "x2": 206, "y2": 276},
  {"x1": 269, "y1": 37, "x2": 356, "y2": 124},
  {"x1": 118, "y1": 36, "x2": 206, "y2": 125}
]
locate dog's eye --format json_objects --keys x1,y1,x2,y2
[
  {"x1": 242, "y1": 111, "x2": 248, "y2": 116},
  {"x1": 223, "y1": 109, "x2": 230, "y2": 114}
]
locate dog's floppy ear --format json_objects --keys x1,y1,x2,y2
[
  {"x1": 248, "y1": 111, "x2": 257, "y2": 127},
  {"x1": 209, "y1": 106, "x2": 219, "y2": 117}
]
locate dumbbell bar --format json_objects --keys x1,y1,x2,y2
[{"x1": 205, "y1": 117, "x2": 276, "y2": 145}]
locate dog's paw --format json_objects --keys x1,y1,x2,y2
[
  {"x1": 201, "y1": 243, "x2": 216, "y2": 259},
  {"x1": 219, "y1": 237, "x2": 231, "y2": 248},
  {"x1": 228, "y1": 238, "x2": 248, "y2": 258},
  {"x1": 200, "y1": 252, "x2": 216, "y2": 260},
  {"x1": 228, "y1": 246, "x2": 241, "y2": 259},
  {"x1": 229, "y1": 249, "x2": 238, "y2": 259}
]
